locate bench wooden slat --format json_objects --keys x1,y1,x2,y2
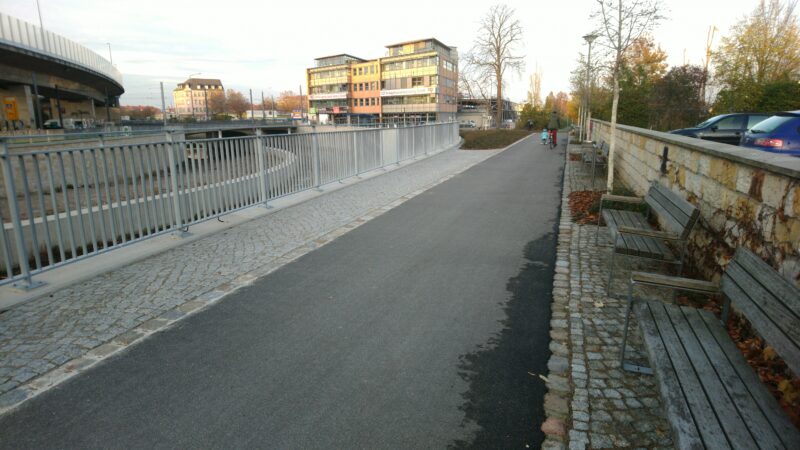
[
  {"x1": 635, "y1": 302, "x2": 705, "y2": 449},
  {"x1": 630, "y1": 271, "x2": 719, "y2": 294},
  {"x1": 615, "y1": 210, "x2": 651, "y2": 258},
  {"x1": 601, "y1": 194, "x2": 644, "y2": 204},
  {"x1": 687, "y1": 307, "x2": 797, "y2": 449},
  {"x1": 647, "y1": 189, "x2": 692, "y2": 237},
  {"x1": 647, "y1": 301, "x2": 732, "y2": 449},
  {"x1": 616, "y1": 211, "x2": 673, "y2": 260},
  {"x1": 654, "y1": 182, "x2": 697, "y2": 218},
  {"x1": 665, "y1": 305, "x2": 759, "y2": 449},
  {"x1": 698, "y1": 308, "x2": 800, "y2": 449},
  {"x1": 613, "y1": 210, "x2": 652, "y2": 258},
  {"x1": 734, "y1": 249, "x2": 800, "y2": 320},
  {"x1": 723, "y1": 264, "x2": 800, "y2": 376}
]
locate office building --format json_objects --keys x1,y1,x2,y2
[
  {"x1": 173, "y1": 78, "x2": 224, "y2": 120},
  {"x1": 306, "y1": 38, "x2": 458, "y2": 124}
]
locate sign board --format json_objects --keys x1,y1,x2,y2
[
  {"x1": 308, "y1": 107, "x2": 317, "y2": 115},
  {"x1": 291, "y1": 111, "x2": 302, "y2": 119},
  {"x1": 308, "y1": 92, "x2": 347, "y2": 101},
  {"x1": 3, "y1": 97, "x2": 19, "y2": 120},
  {"x1": 380, "y1": 87, "x2": 437, "y2": 98}
]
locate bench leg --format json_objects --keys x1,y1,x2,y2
[
  {"x1": 620, "y1": 281, "x2": 653, "y2": 375},
  {"x1": 607, "y1": 249, "x2": 616, "y2": 296}
]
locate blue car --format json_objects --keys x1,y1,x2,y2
[{"x1": 740, "y1": 111, "x2": 800, "y2": 156}]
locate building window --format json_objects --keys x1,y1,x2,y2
[
  {"x1": 353, "y1": 69, "x2": 357, "y2": 76},
  {"x1": 371, "y1": 81, "x2": 376, "y2": 90},
  {"x1": 412, "y1": 76, "x2": 423, "y2": 87}
]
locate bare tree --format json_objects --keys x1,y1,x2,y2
[
  {"x1": 527, "y1": 65, "x2": 543, "y2": 108},
  {"x1": 468, "y1": 4, "x2": 525, "y2": 127},
  {"x1": 225, "y1": 89, "x2": 249, "y2": 118},
  {"x1": 593, "y1": 0, "x2": 664, "y2": 191}
]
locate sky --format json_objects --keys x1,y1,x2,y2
[{"x1": 2, "y1": 0, "x2": 761, "y2": 107}]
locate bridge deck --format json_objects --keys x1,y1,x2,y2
[{"x1": 0, "y1": 135, "x2": 564, "y2": 448}]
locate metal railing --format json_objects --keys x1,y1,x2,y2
[
  {"x1": 0, "y1": 122, "x2": 459, "y2": 288},
  {"x1": 0, "y1": 12, "x2": 123, "y2": 87}
]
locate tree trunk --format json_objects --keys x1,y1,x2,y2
[
  {"x1": 496, "y1": 75, "x2": 503, "y2": 128},
  {"x1": 606, "y1": 72, "x2": 620, "y2": 193}
]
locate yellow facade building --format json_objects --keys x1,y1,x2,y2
[
  {"x1": 307, "y1": 38, "x2": 457, "y2": 124},
  {"x1": 173, "y1": 78, "x2": 224, "y2": 120}
]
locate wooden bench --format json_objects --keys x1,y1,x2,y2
[
  {"x1": 596, "y1": 182, "x2": 700, "y2": 295},
  {"x1": 582, "y1": 140, "x2": 608, "y2": 169},
  {"x1": 621, "y1": 247, "x2": 800, "y2": 450}
]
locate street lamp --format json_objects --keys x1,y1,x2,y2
[{"x1": 582, "y1": 33, "x2": 599, "y2": 142}]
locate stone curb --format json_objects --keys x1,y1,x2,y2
[
  {"x1": 0, "y1": 140, "x2": 507, "y2": 417},
  {"x1": 540, "y1": 141, "x2": 576, "y2": 450}
]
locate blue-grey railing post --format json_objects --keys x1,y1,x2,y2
[
  {"x1": 164, "y1": 132, "x2": 188, "y2": 236},
  {"x1": 312, "y1": 126, "x2": 322, "y2": 190},
  {"x1": 353, "y1": 131, "x2": 360, "y2": 176},
  {"x1": 379, "y1": 128, "x2": 386, "y2": 170},
  {"x1": 411, "y1": 125, "x2": 416, "y2": 158},
  {"x1": 255, "y1": 129, "x2": 272, "y2": 209},
  {"x1": 0, "y1": 138, "x2": 44, "y2": 289}
]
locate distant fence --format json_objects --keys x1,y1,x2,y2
[{"x1": 0, "y1": 122, "x2": 460, "y2": 288}]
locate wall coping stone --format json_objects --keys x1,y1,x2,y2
[{"x1": 593, "y1": 120, "x2": 800, "y2": 179}]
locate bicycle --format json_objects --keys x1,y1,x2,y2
[{"x1": 547, "y1": 130, "x2": 557, "y2": 149}]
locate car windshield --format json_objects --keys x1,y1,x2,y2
[
  {"x1": 694, "y1": 115, "x2": 724, "y2": 128},
  {"x1": 750, "y1": 116, "x2": 794, "y2": 133}
]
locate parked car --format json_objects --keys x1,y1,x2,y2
[
  {"x1": 459, "y1": 120, "x2": 476, "y2": 129},
  {"x1": 740, "y1": 111, "x2": 800, "y2": 156},
  {"x1": 669, "y1": 112, "x2": 772, "y2": 146},
  {"x1": 42, "y1": 119, "x2": 62, "y2": 129}
]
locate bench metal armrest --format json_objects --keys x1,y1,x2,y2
[
  {"x1": 600, "y1": 194, "x2": 644, "y2": 204},
  {"x1": 618, "y1": 226, "x2": 682, "y2": 241},
  {"x1": 630, "y1": 271, "x2": 719, "y2": 295}
]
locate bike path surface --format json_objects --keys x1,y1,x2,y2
[{"x1": 0, "y1": 135, "x2": 565, "y2": 449}]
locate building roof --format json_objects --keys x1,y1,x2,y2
[
  {"x1": 313, "y1": 54, "x2": 366, "y2": 62},
  {"x1": 384, "y1": 38, "x2": 452, "y2": 50},
  {"x1": 176, "y1": 78, "x2": 224, "y2": 89}
]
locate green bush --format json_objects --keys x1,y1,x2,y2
[{"x1": 459, "y1": 129, "x2": 533, "y2": 149}]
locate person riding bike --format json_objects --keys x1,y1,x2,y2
[{"x1": 547, "y1": 111, "x2": 561, "y2": 147}]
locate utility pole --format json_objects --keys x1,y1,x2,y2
[
  {"x1": 261, "y1": 90, "x2": 266, "y2": 120},
  {"x1": 249, "y1": 89, "x2": 255, "y2": 122},
  {"x1": 298, "y1": 84, "x2": 304, "y2": 119},
  {"x1": 35, "y1": 0, "x2": 47, "y2": 52},
  {"x1": 583, "y1": 33, "x2": 598, "y2": 142},
  {"x1": 160, "y1": 81, "x2": 167, "y2": 126},
  {"x1": 204, "y1": 89, "x2": 208, "y2": 121}
]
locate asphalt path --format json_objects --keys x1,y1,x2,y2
[{"x1": 0, "y1": 134, "x2": 565, "y2": 449}]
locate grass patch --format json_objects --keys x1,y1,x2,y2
[{"x1": 459, "y1": 129, "x2": 532, "y2": 150}]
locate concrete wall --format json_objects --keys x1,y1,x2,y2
[{"x1": 593, "y1": 120, "x2": 800, "y2": 285}]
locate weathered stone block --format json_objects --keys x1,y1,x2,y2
[
  {"x1": 761, "y1": 173, "x2": 789, "y2": 209},
  {"x1": 709, "y1": 158, "x2": 737, "y2": 190}
]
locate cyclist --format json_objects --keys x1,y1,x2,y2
[
  {"x1": 547, "y1": 110, "x2": 561, "y2": 147},
  {"x1": 540, "y1": 128, "x2": 549, "y2": 145}
]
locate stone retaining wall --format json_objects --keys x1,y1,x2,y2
[{"x1": 592, "y1": 120, "x2": 800, "y2": 285}]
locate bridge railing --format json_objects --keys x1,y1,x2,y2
[
  {"x1": 0, "y1": 122, "x2": 460, "y2": 288},
  {"x1": 0, "y1": 12, "x2": 123, "y2": 87}
]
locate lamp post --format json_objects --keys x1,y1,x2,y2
[{"x1": 582, "y1": 33, "x2": 599, "y2": 142}]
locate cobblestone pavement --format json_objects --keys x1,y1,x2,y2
[
  {"x1": 540, "y1": 148, "x2": 675, "y2": 449},
  {"x1": 0, "y1": 146, "x2": 502, "y2": 410}
]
